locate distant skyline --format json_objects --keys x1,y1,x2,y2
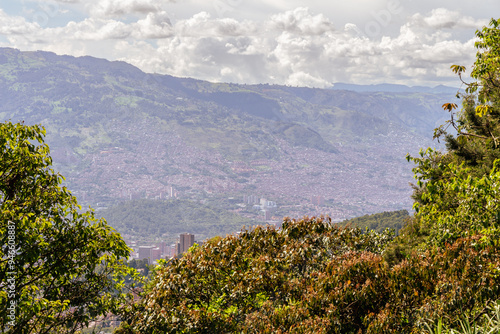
[{"x1": 0, "y1": 0, "x2": 498, "y2": 88}]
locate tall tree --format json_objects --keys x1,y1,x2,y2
[
  {"x1": 0, "y1": 122, "x2": 133, "y2": 333},
  {"x1": 402, "y1": 18, "x2": 500, "y2": 248},
  {"x1": 437, "y1": 18, "x2": 500, "y2": 174}
]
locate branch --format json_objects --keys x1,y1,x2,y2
[{"x1": 443, "y1": 102, "x2": 497, "y2": 146}]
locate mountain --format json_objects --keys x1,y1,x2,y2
[
  {"x1": 331, "y1": 82, "x2": 461, "y2": 94},
  {"x1": 0, "y1": 47, "x2": 454, "y2": 227}
]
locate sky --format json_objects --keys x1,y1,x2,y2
[{"x1": 0, "y1": 0, "x2": 498, "y2": 88}]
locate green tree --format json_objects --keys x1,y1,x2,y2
[
  {"x1": 433, "y1": 18, "x2": 500, "y2": 174},
  {"x1": 339, "y1": 210, "x2": 409, "y2": 234},
  {"x1": 119, "y1": 217, "x2": 500, "y2": 333},
  {"x1": 120, "y1": 217, "x2": 395, "y2": 333},
  {"x1": 0, "y1": 122, "x2": 134, "y2": 333},
  {"x1": 400, "y1": 18, "x2": 500, "y2": 248}
]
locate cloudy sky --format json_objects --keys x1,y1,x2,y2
[{"x1": 0, "y1": 0, "x2": 498, "y2": 88}]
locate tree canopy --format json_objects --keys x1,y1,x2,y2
[
  {"x1": 0, "y1": 121, "x2": 134, "y2": 333},
  {"x1": 120, "y1": 217, "x2": 398, "y2": 333},
  {"x1": 119, "y1": 217, "x2": 500, "y2": 333}
]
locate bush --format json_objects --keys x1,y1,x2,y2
[{"x1": 120, "y1": 217, "x2": 500, "y2": 333}]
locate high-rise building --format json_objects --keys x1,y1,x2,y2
[
  {"x1": 245, "y1": 195, "x2": 259, "y2": 205},
  {"x1": 166, "y1": 244, "x2": 176, "y2": 258},
  {"x1": 156, "y1": 241, "x2": 166, "y2": 254},
  {"x1": 138, "y1": 246, "x2": 155, "y2": 263},
  {"x1": 176, "y1": 233, "x2": 195, "y2": 255},
  {"x1": 151, "y1": 247, "x2": 162, "y2": 263}
]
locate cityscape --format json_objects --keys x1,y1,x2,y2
[
  {"x1": 62, "y1": 117, "x2": 428, "y2": 224},
  {"x1": 132, "y1": 233, "x2": 197, "y2": 264}
]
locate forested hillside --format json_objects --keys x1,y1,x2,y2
[
  {"x1": 340, "y1": 209, "x2": 409, "y2": 234},
  {"x1": 100, "y1": 199, "x2": 256, "y2": 243},
  {"x1": 103, "y1": 202, "x2": 409, "y2": 245}
]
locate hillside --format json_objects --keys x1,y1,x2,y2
[
  {"x1": 0, "y1": 47, "x2": 452, "y2": 222},
  {"x1": 100, "y1": 199, "x2": 256, "y2": 244},
  {"x1": 339, "y1": 209, "x2": 410, "y2": 234},
  {"x1": 102, "y1": 201, "x2": 410, "y2": 245}
]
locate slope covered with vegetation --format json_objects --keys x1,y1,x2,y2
[
  {"x1": 100, "y1": 199, "x2": 256, "y2": 244},
  {"x1": 340, "y1": 209, "x2": 409, "y2": 234}
]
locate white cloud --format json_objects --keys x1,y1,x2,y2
[
  {"x1": 269, "y1": 7, "x2": 335, "y2": 35},
  {"x1": 410, "y1": 8, "x2": 489, "y2": 30},
  {"x1": 51, "y1": 0, "x2": 81, "y2": 3},
  {"x1": 0, "y1": 6, "x2": 490, "y2": 87},
  {"x1": 88, "y1": 0, "x2": 171, "y2": 17},
  {"x1": 0, "y1": 9, "x2": 40, "y2": 35},
  {"x1": 175, "y1": 12, "x2": 256, "y2": 37},
  {"x1": 52, "y1": 18, "x2": 131, "y2": 40},
  {"x1": 134, "y1": 11, "x2": 173, "y2": 38},
  {"x1": 286, "y1": 71, "x2": 331, "y2": 87}
]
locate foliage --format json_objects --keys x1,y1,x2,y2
[
  {"x1": 120, "y1": 216, "x2": 500, "y2": 333},
  {"x1": 424, "y1": 301, "x2": 500, "y2": 334},
  {"x1": 426, "y1": 18, "x2": 500, "y2": 181},
  {"x1": 339, "y1": 210, "x2": 411, "y2": 265},
  {"x1": 405, "y1": 18, "x2": 500, "y2": 248},
  {"x1": 126, "y1": 258, "x2": 151, "y2": 279},
  {"x1": 410, "y1": 154, "x2": 500, "y2": 247},
  {"x1": 339, "y1": 209, "x2": 409, "y2": 234},
  {"x1": 120, "y1": 217, "x2": 397, "y2": 333},
  {"x1": 386, "y1": 17, "x2": 500, "y2": 330},
  {"x1": 0, "y1": 121, "x2": 135, "y2": 334}
]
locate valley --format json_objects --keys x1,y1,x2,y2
[{"x1": 0, "y1": 47, "x2": 452, "y2": 239}]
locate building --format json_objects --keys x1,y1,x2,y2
[
  {"x1": 169, "y1": 186, "x2": 176, "y2": 198},
  {"x1": 166, "y1": 244, "x2": 177, "y2": 258},
  {"x1": 245, "y1": 195, "x2": 259, "y2": 205},
  {"x1": 151, "y1": 247, "x2": 162, "y2": 263},
  {"x1": 176, "y1": 233, "x2": 195, "y2": 255},
  {"x1": 156, "y1": 241, "x2": 166, "y2": 254},
  {"x1": 138, "y1": 246, "x2": 155, "y2": 263}
]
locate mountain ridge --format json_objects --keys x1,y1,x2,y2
[
  {"x1": 331, "y1": 82, "x2": 461, "y2": 94},
  {"x1": 0, "y1": 47, "x2": 452, "y2": 224}
]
